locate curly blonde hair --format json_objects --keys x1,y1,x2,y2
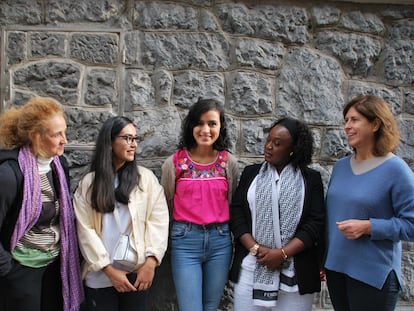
[
  {"x1": 343, "y1": 95, "x2": 400, "y2": 156},
  {"x1": 0, "y1": 97, "x2": 65, "y2": 156}
]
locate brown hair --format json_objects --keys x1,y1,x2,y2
[
  {"x1": 0, "y1": 97, "x2": 65, "y2": 156},
  {"x1": 343, "y1": 95, "x2": 400, "y2": 156}
]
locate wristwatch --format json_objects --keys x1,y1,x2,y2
[{"x1": 249, "y1": 243, "x2": 260, "y2": 256}]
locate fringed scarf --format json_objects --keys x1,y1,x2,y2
[
  {"x1": 11, "y1": 146, "x2": 84, "y2": 311},
  {"x1": 253, "y1": 162, "x2": 304, "y2": 307}
]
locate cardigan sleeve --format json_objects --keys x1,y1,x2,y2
[
  {"x1": 138, "y1": 167, "x2": 169, "y2": 264},
  {"x1": 160, "y1": 154, "x2": 176, "y2": 212},
  {"x1": 294, "y1": 168, "x2": 325, "y2": 249},
  {"x1": 73, "y1": 173, "x2": 111, "y2": 273},
  {"x1": 229, "y1": 165, "x2": 258, "y2": 240},
  {"x1": 226, "y1": 152, "x2": 240, "y2": 204}
]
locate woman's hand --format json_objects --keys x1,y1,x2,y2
[
  {"x1": 103, "y1": 265, "x2": 137, "y2": 293},
  {"x1": 255, "y1": 245, "x2": 285, "y2": 271},
  {"x1": 336, "y1": 219, "x2": 371, "y2": 240},
  {"x1": 133, "y1": 256, "x2": 158, "y2": 291}
]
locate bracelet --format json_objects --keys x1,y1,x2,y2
[{"x1": 281, "y1": 248, "x2": 288, "y2": 261}]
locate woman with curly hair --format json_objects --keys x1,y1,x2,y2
[
  {"x1": 0, "y1": 97, "x2": 84, "y2": 311},
  {"x1": 229, "y1": 117, "x2": 325, "y2": 311}
]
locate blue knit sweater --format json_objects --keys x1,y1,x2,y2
[{"x1": 324, "y1": 155, "x2": 414, "y2": 289}]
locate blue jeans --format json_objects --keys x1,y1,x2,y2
[
  {"x1": 326, "y1": 269, "x2": 400, "y2": 311},
  {"x1": 170, "y1": 221, "x2": 232, "y2": 311}
]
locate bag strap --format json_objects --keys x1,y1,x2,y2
[{"x1": 113, "y1": 203, "x2": 132, "y2": 235}]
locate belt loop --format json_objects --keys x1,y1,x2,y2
[{"x1": 187, "y1": 222, "x2": 192, "y2": 231}]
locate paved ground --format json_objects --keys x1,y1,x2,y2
[{"x1": 313, "y1": 307, "x2": 413, "y2": 311}]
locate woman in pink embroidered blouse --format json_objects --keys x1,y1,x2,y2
[{"x1": 161, "y1": 98, "x2": 239, "y2": 311}]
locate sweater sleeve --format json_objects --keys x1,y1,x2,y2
[{"x1": 370, "y1": 159, "x2": 414, "y2": 242}]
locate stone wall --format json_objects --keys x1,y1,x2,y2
[{"x1": 1, "y1": 0, "x2": 413, "y2": 310}]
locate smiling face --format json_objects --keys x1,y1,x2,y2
[
  {"x1": 192, "y1": 109, "x2": 221, "y2": 148},
  {"x1": 263, "y1": 124, "x2": 293, "y2": 173},
  {"x1": 344, "y1": 106, "x2": 379, "y2": 155},
  {"x1": 112, "y1": 123, "x2": 137, "y2": 171},
  {"x1": 38, "y1": 114, "x2": 67, "y2": 158}
]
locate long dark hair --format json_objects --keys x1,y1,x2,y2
[
  {"x1": 178, "y1": 98, "x2": 229, "y2": 151},
  {"x1": 90, "y1": 116, "x2": 139, "y2": 213},
  {"x1": 270, "y1": 117, "x2": 313, "y2": 170}
]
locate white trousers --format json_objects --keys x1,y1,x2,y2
[{"x1": 233, "y1": 263, "x2": 314, "y2": 311}]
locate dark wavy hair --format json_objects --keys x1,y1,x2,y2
[
  {"x1": 89, "y1": 116, "x2": 139, "y2": 213},
  {"x1": 178, "y1": 98, "x2": 230, "y2": 151},
  {"x1": 269, "y1": 117, "x2": 314, "y2": 170}
]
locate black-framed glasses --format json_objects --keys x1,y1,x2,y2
[{"x1": 116, "y1": 135, "x2": 139, "y2": 145}]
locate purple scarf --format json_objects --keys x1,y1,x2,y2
[{"x1": 11, "y1": 146, "x2": 84, "y2": 311}]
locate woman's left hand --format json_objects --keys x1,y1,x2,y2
[
  {"x1": 133, "y1": 256, "x2": 158, "y2": 291},
  {"x1": 255, "y1": 246, "x2": 285, "y2": 271}
]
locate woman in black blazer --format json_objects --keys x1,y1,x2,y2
[{"x1": 229, "y1": 117, "x2": 325, "y2": 311}]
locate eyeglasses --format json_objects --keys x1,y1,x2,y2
[{"x1": 116, "y1": 135, "x2": 139, "y2": 145}]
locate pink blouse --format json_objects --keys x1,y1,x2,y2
[{"x1": 172, "y1": 149, "x2": 229, "y2": 225}]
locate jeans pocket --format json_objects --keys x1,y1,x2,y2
[{"x1": 170, "y1": 222, "x2": 189, "y2": 240}]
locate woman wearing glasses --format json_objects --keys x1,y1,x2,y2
[{"x1": 73, "y1": 116, "x2": 169, "y2": 311}]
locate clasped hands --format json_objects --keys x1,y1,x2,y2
[
  {"x1": 104, "y1": 256, "x2": 157, "y2": 293},
  {"x1": 255, "y1": 245, "x2": 286, "y2": 271}
]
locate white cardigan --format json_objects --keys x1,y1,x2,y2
[{"x1": 73, "y1": 166, "x2": 169, "y2": 279}]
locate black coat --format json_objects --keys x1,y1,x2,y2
[
  {"x1": 0, "y1": 148, "x2": 69, "y2": 276},
  {"x1": 229, "y1": 163, "x2": 325, "y2": 294}
]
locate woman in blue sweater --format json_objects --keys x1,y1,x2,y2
[{"x1": 324, "y1": 95, "x2": 414, "y2": 311}]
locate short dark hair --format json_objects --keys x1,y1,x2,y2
[
  {"x1": 178, "y1": 98, "x2": 230, "y2": 151},
  {"x1": 269, "y1": 117, "x2": 314, "y2": 169}
]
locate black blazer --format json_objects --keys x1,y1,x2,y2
[{"x1": 229, "y1": 163, "x2": 325, "y2": 294}]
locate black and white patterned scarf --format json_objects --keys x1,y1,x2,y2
[{"x1": 253, "y1": 162, "x2": 304, "y2": 307}]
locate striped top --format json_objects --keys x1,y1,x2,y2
[{"x1": 12, "y1": 173, "x2": 60, "y2": 267}]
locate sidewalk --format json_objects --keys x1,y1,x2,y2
[{"x1": 313, "y1": 306, "x2": 413, "y2": 311}]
